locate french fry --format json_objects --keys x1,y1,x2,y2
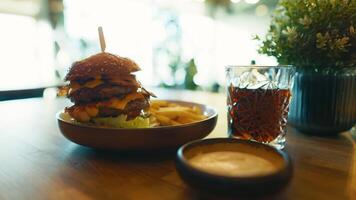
[
  {"x1": 192, "y1": 106, "x2": 202, "y2": 114},
  {"x1": 149, "y1": 116, "x2": 160, "y2": 127},
  {"x1": 150, "y1": 100, "x2": 169, "y2": 108},
  {"x1": 176, "y1": 116, "x2": 195, "y2": 124},
  {"x1": 157, "y1": 110, "x2": 204, "y2": 120},
  {"x1": 155, "y1": 114, "x2": 180, "y2": 126},
  {"x1": 149, "y1": 100, "x2": 207, "y2": 127}
]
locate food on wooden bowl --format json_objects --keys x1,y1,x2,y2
[
  {"x1": 57, "y1": 100, "x2": 218, "y2": 150},
  {"x1": 59, "y1": 52, "x2": 155, "y2": 128},
  {"x1": 57, "y1": 28, "x2": 218, "y2": 150},
  {"x1": 57, "y1": 49, "x2": 219, "y2": 150},
  {"x1": 59, "y1": 52, "x2": 210, "y2": 129}
]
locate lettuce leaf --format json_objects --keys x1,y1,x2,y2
[{"x1": 92, "y1": 115, "x2": 150, "y2": 128}]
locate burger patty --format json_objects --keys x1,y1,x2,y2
[
  {"x1": 69, "y1": 84, "x2": 137, "y2": 104},
  {"x1": 98, "y1": 98, "x2": 149, "y2": 119},
  {"x1": 66, "y1": 97, "x2": 149, "y2": 122}
]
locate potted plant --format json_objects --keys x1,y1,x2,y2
[{"x1": 256, "y1": 0, "x2": 356, "y2": 134}]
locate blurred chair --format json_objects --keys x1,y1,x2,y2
[{"x1": 0, "y1": 88, "x2": 45, "y2": 101}]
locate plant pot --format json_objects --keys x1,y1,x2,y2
[{"x1": 289, "y1": 68, "x2": 356, "y2": 135}]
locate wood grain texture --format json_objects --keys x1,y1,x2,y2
[{"x1": 0, "y1": 88, "x2": 355, "y2": 200}]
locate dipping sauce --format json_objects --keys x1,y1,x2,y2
[{"x1": 189, "y1": 151, "x2": 277, "y2": 177}]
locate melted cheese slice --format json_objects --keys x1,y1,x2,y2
[
  {"x1": 70, "y1": 92, "x2": 145, "y2": 122},
  {"x1": 100, "y1": 92, "x2": 145, "y2": 110},
  {"x1": 69, "y1": 75, "x2": 138, "y2": 94},
  {"x1": 70, "y1": 79, "x2": 103, "y2": 93}
]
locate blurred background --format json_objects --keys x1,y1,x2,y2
[{"x1": 0, "y1": 0, "x2": 279, "y2": 98}]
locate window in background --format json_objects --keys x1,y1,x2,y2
[
  {"x1": 0, "y1": 13, "x2": 55, "y2": 90},
  {"x1": 62, "y1": 0, "x2": 153, "y2": 85},
  {"x1": 154, "y1": 6, "x2": 277, "y2": 89},
  {"x1": 62, "y1": 0, "x2": 277, "y2": 91}
]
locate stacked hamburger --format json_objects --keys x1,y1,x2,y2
[{"x1": 63, "y1": 52, "x2": 153, "y2": 128}]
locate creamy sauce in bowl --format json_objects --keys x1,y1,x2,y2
[{"x1": 189, "y1": 151, "x2": 278, "y2": 177}]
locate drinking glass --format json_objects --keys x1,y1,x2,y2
[{"x1": 226, "y1": 65, "x2": 295, "y2": 149}]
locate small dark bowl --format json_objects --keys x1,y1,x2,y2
[
  {"x1": 175, "y1": 138, "x2": 292, "y2": 197},
  {"x1": 57, "y1": 100, "x2": 218, "y2": 151}
]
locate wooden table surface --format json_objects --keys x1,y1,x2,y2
[{"x1": 0, "y1": 88, "x2": 355, "y2": 200}]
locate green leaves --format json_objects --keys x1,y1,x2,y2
[
  {"x1": 316, "y1": 32, "x2": 330, "y2": 49},
  {"x1": 256, "y1": 0, "x2": 356, "y2": 68}
]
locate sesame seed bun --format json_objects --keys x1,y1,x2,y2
[{"x1": 65, "y1": 52, "x2": 141, "y2": 81}]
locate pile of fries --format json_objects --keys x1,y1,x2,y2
[{"x1": 149, "y1": 100, "x2": 207, "y2": 127}]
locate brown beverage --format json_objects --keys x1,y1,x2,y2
[{"x1": 227, "y1": 85, "x2": 292, "y2": 143}]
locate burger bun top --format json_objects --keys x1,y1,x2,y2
[{"x1": 65, "y1": 52, "x2": 141, "y2": 81}]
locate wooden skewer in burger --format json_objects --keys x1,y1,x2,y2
[{"x1": 63, "y1": 27, "x2": 155, "y2": 128}]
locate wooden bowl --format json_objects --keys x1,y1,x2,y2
[
  {"x1": 175, "y1": 138, "x2": 292, "y2": 197},
  {"x1": 57, "y1": 100, "x2": 218, "y2": 151}
]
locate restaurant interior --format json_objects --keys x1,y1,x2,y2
[{"x1": 0, "y1": 0, "x2": 355, "y2": 199}]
